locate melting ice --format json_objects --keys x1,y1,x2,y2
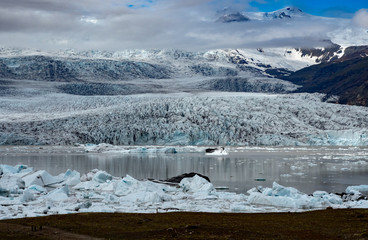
[{"x1": 0, "y1": 164, "x2": 367, "y2": 220}]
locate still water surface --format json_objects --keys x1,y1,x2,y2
[{"x1": 0, "y1": 146, "x2": 367, "y2": 194}]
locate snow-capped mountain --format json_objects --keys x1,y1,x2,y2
[
  {"x1": 218, "y1": 7, "x2": 306, "y2": 22},
  {"x1": 263, "y1": 7, "x2": 305, "y2": 20},
  {"x1": 0, "y1": 43, "x2": 347, "y2": 83},
  {"x1": 0, "y1": 42, "x2": 364, "y2": 97},
  {"x1": 216, "y1": 8, "x2": 250, "y2": 23},
  {"x1": 216, "y1": 7, "x2": 368, "y2": 48}
]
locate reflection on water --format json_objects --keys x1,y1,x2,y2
[{"x1": 0, "y1": 147, "x2": 368, "y2": 194}]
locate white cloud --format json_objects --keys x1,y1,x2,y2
[
  {"x1": 0, "y1": 0, "x2": 355, "y2": 51},
  {"x1": 80, "y1": 17, "x2": 99, "y2": 24},
  {"x1": 353, "y1": 9, "x2": 368, "y2": 28}
]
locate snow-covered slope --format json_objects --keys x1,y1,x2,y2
[
  {"x1": 0, "y1": 44, "x2": 348, "y2": 84},
  {"x1": 253, "y1": 7, "x2": 306, "y2": 20},
  {"x1": 1, "y1": 92, "x2": 367, "y2": 146}
]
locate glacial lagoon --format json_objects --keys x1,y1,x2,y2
[{"x1": 0, "y1": 146, "x2": 367, "y2": 195}]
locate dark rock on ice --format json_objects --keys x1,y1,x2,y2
[
  {"x1": 149, "y1": 173, "x2": 211, "y2": 186},
  {"x1": 205, "y1": 147, "x2": 224, "y2": 153},
  {"x1": 335, "y1": 192, "x2": 368, "y2": 202},
  {"x1": 165, "y1": 173, "x2": 211, "y2": 183}
]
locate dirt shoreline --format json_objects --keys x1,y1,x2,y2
[{"x1": 1, "y1": 209, "x2": 367, "y2": 239}]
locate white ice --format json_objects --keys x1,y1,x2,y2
[
  {"x1": 2, "y1": 93, "x2": 368, "y2": 146},
  {"x1": 0, "y1": 164, "x2": 367, "y2": 220}
]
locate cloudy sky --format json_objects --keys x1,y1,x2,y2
[{"x1": 0, "y1": 0, "x2": 367, "y2": 51}]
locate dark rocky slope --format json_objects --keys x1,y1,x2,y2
[{"x1": 286, "y1": 56, "x2": 368, "y2": 106}]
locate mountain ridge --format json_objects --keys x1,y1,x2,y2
[{"x1": 285, "y1": 56, "x2": 368, "y2": 106}]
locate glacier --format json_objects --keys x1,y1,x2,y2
[
  {"x1": 0, "y1": 164, "x2": 366, "y2": 220},
  {"x1": 1, "y1": 92, "x2": 368, "y2": 146},
  {"x1": 0, "y1": 45, "x2": 367, "y2": 147}
]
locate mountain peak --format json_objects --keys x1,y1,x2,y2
[
  {"x1": 264, "y1": 7, "x2": 304, "y2": 19},
  {"x1": 216, "y1": 8, "x2": 250, "y2": 23}
]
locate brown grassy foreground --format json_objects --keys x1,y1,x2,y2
[{"x1": 0, "y1": 209, "x2": 367, "y2": 239}]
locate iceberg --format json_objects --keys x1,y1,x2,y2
[
  {"x1": 22, "y1": 170, "x2": 63, "y2": 187},
  {"x1": 247, "y1": 182, "x2": 344, "y2": 209},
  {"x1": 0, "y1": 164, "x2": 366, "y2": 220},
  {"x1": 63, "y1": 169, "x2": 81, "y2": 186},
  {"x1": 179, "y1": 175, "x2": 214, "y2": 193},
  {"x1": 92, "y1": 171, "x2": 112, "y2": 183},
  {"x1": 0, "y1": 175, "x2": 25, "y2": 195},
  {"x1": 47, "y1": 185, "x2": 69, "y2": 202},
  {"x1": 346, "y1": 185, "x2": 368, "y2": 194},
  {"x1": 21, "y1": 189, "x2": 35, "y2": 202}
]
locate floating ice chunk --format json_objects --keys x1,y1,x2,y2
[
  {"x1": 75, "y1": 201, "x2": 92, "y2": 211},
  {"x1": 248, "y1": 192, "x2": 310, "y2": 209},
  {"x1": 0, "y1": 165, "x2": 19, "y2": 174},
  {"x1": 129, "y1": 147, "x2": 178, "y2": 154},
  {"x1": 312, "y1": 191, "x2": 342, "y2": 205},
  {"x1": 28, "y1": 184, "x2": 47, "y2": 193},
  {"x1": 65, "y1": 177, "x2": 81, "y2": 186},
  {"x1": 139, "y1": 192, "x2": 163, "y2": 203},
  {"x1": 47, "y1": 185, "x2": 69, "y2": 202},
  {"x1": 346, "y1": 185, "x2": 368, "y2": 194},
  {"x1": 73, "y1": 181, "x2": 99, "y2": 190},
  {"x1": 263, "y1": 182, "x2": 302, "y2": 197},
  {"x1": 15, "y1": 165, "x2": 29, "y2": 173},
  {"x1": 0, "y1": 164, "x2": 29, "y2": 175},
  {"x1": 114, "y1": 175, "x2": 139, "y2": 196},
  {"x1": 292, "y1": 172, "x2": 305, "y2": 176},
  {"x1": 0, "y1": 175, "x2": 25, "y2": 194},
  {"x1": 247, "y1": 182, "x2": 335, "y2": 209},
  {"x1": 290, "y1": 165, "x2": 303, "y2": 171},
  {"x1": 22, "y1": 170, "x2": 63, "y2": 187},
  {"x1": 93, "y1": 171, "x2": 112, "y2": 183},
  {"x1": 114, "y1": 175, "x2": 172, "y2": 204},
  {"x1": 280, "y1": 174, "x2": 292, "y2": 177},
  {"x1": 79, "y1": 203, "x2": 116, "y2": 213},
  {"x1": 104, "y1": 194, "x2": 120, "y2": 203},
  {"x1": 163, "y1": 148, "x2": 177, "y2": 153},
  {"x1": 84, "y1": 144, "x2": 177, "y2": 154},
  {"x1": 14, "y1": 167, "x2": 33, "y2": 178},
  {"x1": 76, "y1": 179, "x2": 115, "y2": 192},
  {"x1": 63, "y1": 169, "x2": 81, "y2": 186},
  {"x1": 312, "y1": 191, "x2": 329, "y2": 198},
  {"x1": 308, "y1": 162, "x2": 318, "y2": 167},
  {"x1": 84, "y1": 143, "x2": 115, "y2": 153},
  {"x1": 80, "y1": 169, "x2": 98, "y2": 182},
  {"x1": 179, "y1": 175, "x2": 214, "y2": 193},
  {"x1": 63, "y1": 169, "x2": 80, "y2": 179},
  {"x1": 351, "y1": 200, "x2": 368, "y2": 209},
  {"x1": 95, "y1": 181, "x2": 115, "y2": 192},
  {"x1": 84, "y1": 143, "x2": 97, "y2": 152},
  {"x1": 230, "y1": 204, "x2": 256, "y2": 212},
  {"x1": 21, "y1": 189, "x2": 35, "y2": 202}
]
